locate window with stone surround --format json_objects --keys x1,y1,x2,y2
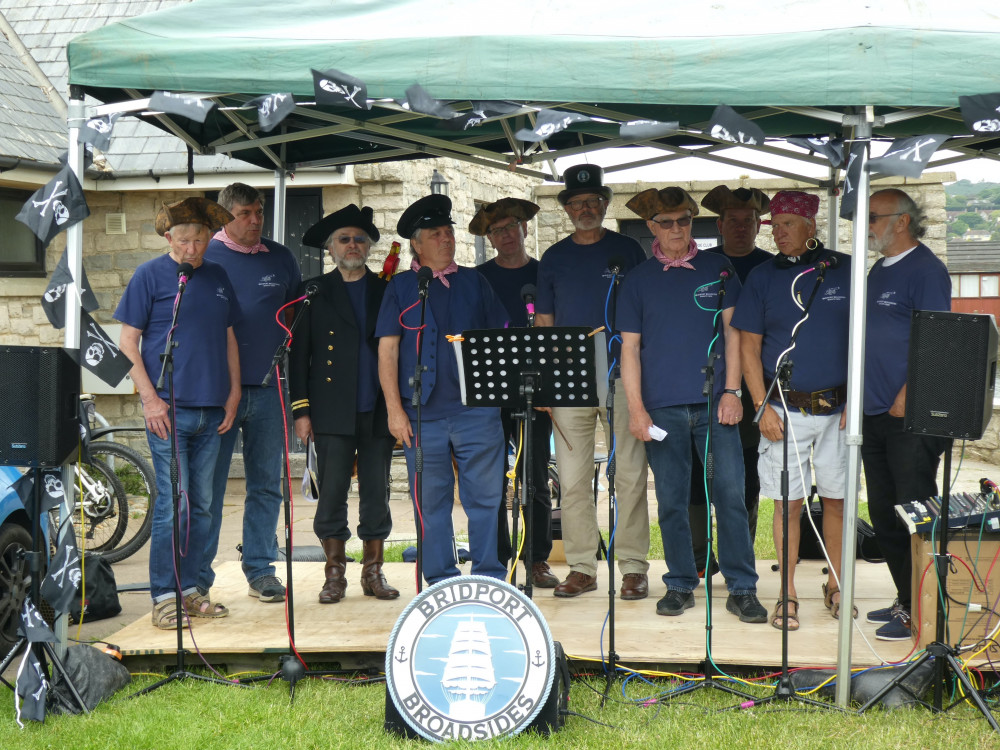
[{"x1": 0, "y1": 188, "x2": 46, "y2": 277}]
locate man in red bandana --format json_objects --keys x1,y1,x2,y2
[{"x1": 619, "y1": 186, "x2": 766, "y2": 623}]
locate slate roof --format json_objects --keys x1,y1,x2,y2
[
  {"x1": 0, "y1": 0, "x2": 253, "y2": 178},
  {"x1": 0, "y1": 28, "x2": 65, "y2": 163}
]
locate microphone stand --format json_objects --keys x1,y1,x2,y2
[
  {"x1": 135, "y1": 272, "x2": 235, "y2": 696},
  {"x1": 663, "y1": 269, "x2": 755, "y2": 702},
  {"x1": 411, "y1": 273, "x2": 431, "y2": 593},
  {"x1": 738, "y1": 262, "x2": 840, "y2": 712},
  {"x1": 509, "y1": 292, "x2": 537, "y2": 595}
]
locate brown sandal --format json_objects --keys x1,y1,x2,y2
[
  {"x1": 183, "y1": 592, "x2": 229, "y2": 618},
  {"x1": 771, "y1": 598, "x2": 800, "y2": 631},
  {"x1": 822, "y1": 583, "x2": 858, "y2": 620},
  {"x1": 152, "y1": 600, "x2": 189, "y2": 630}
]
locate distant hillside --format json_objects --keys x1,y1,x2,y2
[{"x1": 946, "y1": 179, "x2": 1000, "y2": 197}]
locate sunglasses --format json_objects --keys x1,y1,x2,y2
[
  {"x1": 333, "y1": 235, "x2": 368, "y2": 245},
  {"x1": 650, "y1": 216, "x2": 692, "y2": 229}
]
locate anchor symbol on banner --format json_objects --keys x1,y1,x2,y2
[
  {"x1": 532, "y1": 650, "x2": 545, "y2": 667},
  {"x1": 395, "y1": 646, "x2": 408, "y2": 664}
]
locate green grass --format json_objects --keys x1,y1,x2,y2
[{"x1": 2, "y1": 667, "x2": 997, "y2": 748}]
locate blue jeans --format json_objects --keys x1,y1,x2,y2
[
  {"x1": 645, "y1": 404, "x2": 758, "y2": 595},
  {"x1": 202, "y1": 385, "x2": 285, "y2": 589},
  {"x1": 146, "y1": 406, "x2": 224, "y2": 602},
  {"x1": 403, "y1": 408, "x2": 506, "y2": 584}
]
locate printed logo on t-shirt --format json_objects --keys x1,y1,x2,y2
[
  {"x1": 258, "y1": 273, "x2": 282, "y2": 288},
  {"x1": 216, "y1": 286, "x2": 229, "y2": 302},
  {"x1": 695, "y1": 287, "x2": 721, "y2": 306},
  {"x1": 821, "y1": 285, "x2": 847, "y2": 303},
  {"x1": 876, "y1": 290, "x2": 898, "y2": 308}
]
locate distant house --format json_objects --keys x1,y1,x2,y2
[
  {"x1": 962, "y1": 229, "x2": 993, "y2": 242},
  {"x1": 947, "y1": 240, "x2": 1000, "y2": 318}
]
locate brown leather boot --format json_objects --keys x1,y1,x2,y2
[
  {"x1": 360, "y1": 539, "x2": 399, "y2": 600},
  {"x1": 319, "y1": 538, "x2": 347, "y2": 604}
]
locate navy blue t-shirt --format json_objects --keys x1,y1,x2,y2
[
  {"x1": 344, "y1": 277, "x2": 378, "y2": 413},
  {"x1": 706, "y1": 246, "x2": 772, "y2": 284},
  {"x1": 864, "y1": 244, "x2": 950, "y2": 414},
  {"x1": 619, "y1": 252, "x2": 741, "y2": 409},
  {"x1": 476, "y1": 258, "x2": 539, "y2": 327},
  {"x1": 732, "y1": 252, "x2": 851, "y2": 403}
]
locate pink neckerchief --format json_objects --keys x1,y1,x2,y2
[
  {"x1": 213, "y1": 227, "x2": 269, "y2": 255},
  {"x1": 410, "y1": 258, "x2": 458, "y2": 288},
  {"x1": 651, "y1": 238, "x2": 699, "y2": 270}
]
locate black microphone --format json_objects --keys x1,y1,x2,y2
[
  {"x1": 521, "y1": 283, "x2": 537, "y2": 325},
  {"x1": 417, "y1": 265, "x2": 434, "y2": 299},
  {"x1": 719, "y1": 264, "x2": 737, "y2": 281},
  {"x1": 813, "y1": 255, "x2": 840, "y2": 273},
  {"x1": 607, "y1": 255, "x2": 625, "y2": 277},
  {"x1": 304, "y1": 282, "x2": 320, "y2": 299},
  {"x1": 177, "y1": 262, "x2": 194, "y2": 290}
]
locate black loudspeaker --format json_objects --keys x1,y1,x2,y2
[
  {"x1": 904, "y1": 311, "x2": 998, "y2": 440},
  {"x1": 0, "y1": 346, "x2": 79, "y2": 467}
]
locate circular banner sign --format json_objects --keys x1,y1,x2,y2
[{"x1": 385, "y1": 575, "x2": 555, "y2": 742}]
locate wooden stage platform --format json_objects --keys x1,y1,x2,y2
[{"x1": 110, "y1": 558, "x2": 924, "y2": 674}]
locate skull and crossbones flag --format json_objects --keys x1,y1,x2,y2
[
  {"x1": 706, "y1": 104, "x2": 765, "y2": 147},
  {"x1": 311, "y1": 68, "x2": 371, "y2": 110},
  {"x1": 15, "y1": 166, "x2": 90, "y2": 248},
  {"x1": 246, "y1": 93, "x2": 295, "y2": 133},
  {"x1": 17, "y1": 597, "x2": 56, "y2": 643},
  {"x1": 959, "y1": 92, "x2": 1000, "y2": 134},
  {"x1": 515, "y1": 109, "x2": 593, "y2": 143},
  {"x1": 838, "y1": 141, "x2": 868, "y2": 220},
  {"x1": 148, "y1": 90, "x2": 216, "y2": 124},
  {"x1": 15, "y1": 647, "x2": 48, "y2": 725},
  {"x1": 72, "y1": 311, "x2": 132, "y2": 388},
  {"x1": 619, "y1": 119, "x2": 680, "y2": 140},
  {"x1": 439, "y1": 101, "x2": 521, "y2": 131},
  {"x1": 869, "y1": 135, "x2": 949, "y2": 178},
  {"x1": 42, "y1": 249, "x2": 100, "y2": 330},
  {"x1": 404, "y1": 84, "x2": 460, "y2": 120},
  {"x1": 77, "y1": 113, "x2": 121, "y2": 151},
  {"x1": 10, "y1": 469, "x2": 67, "y2": 521},
  {"x1": 41, "y1": 537, "x2": 82, "y2": 615},
  {"x1": 787, "y1": 136, "x2": 846, "y2": 169}
]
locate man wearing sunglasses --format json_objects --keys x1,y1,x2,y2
[
  {"x1": 862, "y1": 188, "x2": 951, "y2": 641},
  {"x1": 204, "y1": 182, "x2": 302, "y2": 605},
  {"x1": 536, "y1": 165, "x2": 650, "y2": 600},
  {"x1": 289, "y1": 204, "x2": 398, "y2": 604},
  {"x1": 472, "y1": 197, "x2": 557, "y2": 588},
  {"x1": 619, "y1": 187, "x2": 766, "y2": 622}
]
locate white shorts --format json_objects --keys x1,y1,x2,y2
[{"x1": 758, "y1": 407, "x2": 846, "y2": 501}]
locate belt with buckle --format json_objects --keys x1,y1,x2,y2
[{"x1": 766, "y1": 380, "x2": 846, "y2": 416}]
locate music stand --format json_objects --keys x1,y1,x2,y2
[{"x1": 455, "y1": 326, "x2": 606, "y2": 597}]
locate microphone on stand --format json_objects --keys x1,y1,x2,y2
[
  {"x1": 176, "y1": 262, "x2": 195, "y2": 290},
  {"x1": 303, "y1": 282, "x2": 320, "y2": 303},
  {"x1": 607, "y1": 255, "x2": 625, "y2": 277},
  {"x1": 521, "y1": 283, "x2": 536, "y2": 326},
  {"x1": 812, "y1": 255, "x2": 839, "y2": 273},
  {"x1": 719, "y1": 264, "x2": 737, "y2": 281},
  {"x1": 417, "y1": 265, "x2": 434, "y2": 299}
]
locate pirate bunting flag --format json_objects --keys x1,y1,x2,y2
[
  {"x1": 246, "y1": 93, "x2": 295, "y2": 133},
  {"x1": 404, "y1": 84, "x2": 459, "y2": 120},
  {"x1": 77, "y1": 113, "x2": 121, "y2": 151},
  {"x1": 10, "y1": 469, "x2": 67, "y2": 522},
  {"x1": 869, "y1": 135, "x2": 950, "y2": 178},
  {"x1": 515, "y1": 109, "x2": 593, "y2": 143},
  {"x1": 786, "y1": 136, "x2": 846, "y2": 169},
  {"x1": 40, "y1": 536, "x2": 82, "y2": 615},
  {"x1": 15, "y1": 166, "x2": 90, "y2": 247},
  {"x1": 17, "y1": 597, "x2": 57, "y2": 643},
  {"x1": 148, "y1": 90, "x2": 216, "y2": 123},
  {"x1": 706, "y1": 104, "x2": 765, "y2": 147},
  {"x1": 619, "y1": 119, "x2": 680, "y2": 140},
  {"x1": 838, "y1": 141, "x2": 867, "y2": 220},
  {"x1": 15, "y1": 648, "x2": 48, "y2": 725},
  {"x1": 311, "y1": 68, "x2": 370, "y2": 110},
  {"x1": 42, "y1": 249, "x2": 100, "y2": 330},
  {"x1": 439, "y1": 101, "x2": 521, "y2": 131},
  {"x1": 959, "y1": 92, "x2": 1000, "y2": 134},
  {"x1": 74, "y1": 310, "x2": 132, "y2": 388}
]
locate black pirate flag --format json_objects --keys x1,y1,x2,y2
[
  {"x1": 15, "y1": 648, "x2": 48, "y2": 725},
  {"x1": 311, "y1": 68, "x2": 370, "y2": 110},
  {"x1": 838, "y1": 140, "x2": 867, "y2": 220},
  {"x1": 77, "y1": 113, "x2": 121, "y2": 151},
  {"x1": 10, "y1": 469, "x2": 67, "y2": 521},
  {"x1": 40, "y1": 536, "x2": 82, "y2": 614},
  {"x1": 246, "y1": 93, "x2": 295, "y2": 133},
  {"x1": 17, "y1": 597, "x2": 56, "y2": 643},
  {"x1": 74, "y1": 310, "x2": 132, "y2": 388},
  {"x1": 148, "y1": 90, "x2": 216, "y2": 123},
  {"x1": 404, "y1": 84, "x2": 460, "y2": 120},
  {"x1": 959, "y1": 92, "x2": 1000, "y2": 134},
  {"x1": 619, "y1": 119, "x2": 680, "y2": 140},
  {"x1": 869, "y1": 135, "x2": 949, "y2": 179},
  {"x1": 439, "y1": 101, "x2": 521, "y2": 131},
  {"x1": 787, "y1": 136, "x2": 846, "y2": 169},
  {"x1": 42, "y1": 249, "x2": 100, "y2": 329},
  {"x1": 15, "y1": 166, "x2": 90, "y2": 247},
  {"x1": 515, "y1": 109, "x2": 593, "y2": 143},
  {"x1": 706, "y1": 104, "x2": 765, "y2": 147}
]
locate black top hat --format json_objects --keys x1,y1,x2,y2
[
  {"x1": 397, "y1": 194, "x2": 455, "y2": 239},
  {"x1": 302, "y1": 204, "x2": 380, "y2": 248},
  {"x1": 557, "y1": 164, "x2": 612, "y2": 205}
]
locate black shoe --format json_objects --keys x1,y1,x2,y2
[
  {"x1": 656, "y1": 590, "x2": 695, "y2": 616},
  {"x1": 726, "y1": 593, "x2": 767, "y2": 623}
]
